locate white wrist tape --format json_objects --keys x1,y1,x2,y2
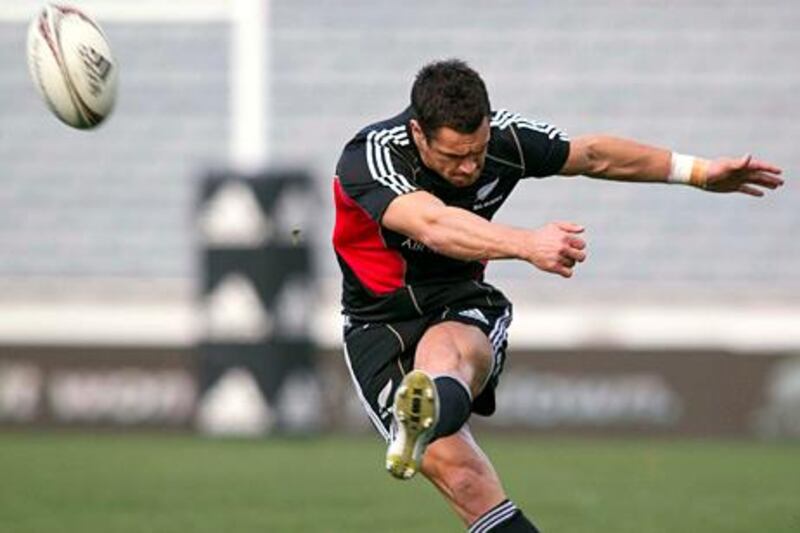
[{"x1": 668, "y1": 152, "x2": 708, "y2": 188}]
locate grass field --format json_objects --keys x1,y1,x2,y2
[{"x1": 0, "y1": 432, "x2": 798, "y2": 532}]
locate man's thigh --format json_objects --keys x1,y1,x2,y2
[
  {"x1": 342, "y1": 297, "x2": 513, "y2": 436},
  {"x1": 414, "y1": 321, "x2": 493, "y2": 395},
  {"x1": 429, "y1": 303, "x2": 513, "y2": 416}
]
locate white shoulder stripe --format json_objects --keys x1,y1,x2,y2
[
  {"x1": 490, "y1": 109, "x2": 518, "y2": 130},
  {"x1": 515, "y1": 120, "x2": 569, "y2": 140},
  {"x1": 491, "y1": 109, "x2": 568, "y2": 140},
  {"x1": 490, "y1": 109, "x2": 512, "y2": 126},
  {"x1": 366, "y1": 129, "x2": 417, "y2": 195}
]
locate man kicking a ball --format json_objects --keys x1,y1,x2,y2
[{"x1": 332, "y1": 59, "x2": 783, "y2": 532}]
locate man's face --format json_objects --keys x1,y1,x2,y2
[{"x1": 411, "y1": 118, "x2": 490, "y2": 187}]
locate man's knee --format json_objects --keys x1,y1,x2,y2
[
  {"x1": 415, "y1": 342, "x2": 462, "y2": 375},
  {"x1": 416, "y1": 322, "x2": 493, "y2": 395}
]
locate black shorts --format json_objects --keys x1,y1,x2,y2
[{"x1": 342, "y1": 284, "x2": 513, "y2": 441}]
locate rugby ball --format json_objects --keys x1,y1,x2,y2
[{"x1": 27, "y1": 3, "x2": 118, "y2": 129}]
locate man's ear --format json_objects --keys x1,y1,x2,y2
[{"x1": 410, "y1": 119, "x2": 426, "y2": 148}]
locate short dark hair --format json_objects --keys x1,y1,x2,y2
[{"x1": 410, "y1": 59, "x2": 491, "y2": 140}]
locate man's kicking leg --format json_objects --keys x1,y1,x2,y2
[
  {"x1": 387, "y1": 321, "x2": 541, "y2": 531},
  {"x1": 386, "y1": 321, "x2": 489, "y2": 479}
]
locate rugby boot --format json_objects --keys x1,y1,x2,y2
[{"x1": 386, "y1": 370, "x2": 439, "y2": 479}]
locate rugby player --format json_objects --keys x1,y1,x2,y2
[{"x1": 332, "y1": 59, "x2": 783, "y2": 532}]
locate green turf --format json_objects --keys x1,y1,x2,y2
[{"x1": 0, "y1": 432, "x2": 797, "y2": 532}]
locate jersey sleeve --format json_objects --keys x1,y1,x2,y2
[
  {"x1": 491, "y1": 110, "x2": 570, "y2": 178},
  {"x1": 335, "y1": 133, "x2": 418, "y2": 222}
]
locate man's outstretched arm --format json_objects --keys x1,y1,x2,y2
[
  {"x1": 381, "y1": 191, "x2": 586, "y2": 278},
  {"x1": 560, "y1": 135, "x2": 784, "y2": 196}
]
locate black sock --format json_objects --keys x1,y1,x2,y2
[
  {"x1": 491, "y1": 511, "x2": 539, "y2": 532},
  {"x1": 431, "y1": 375, "x2": 471, "y2": 440},
  {"x1": 468, "y1": 500, "x2": 540, "y2": 533}
]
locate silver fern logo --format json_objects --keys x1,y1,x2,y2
[{"x1": 476, "y1": 178, "x2": 500, "y2": 201}]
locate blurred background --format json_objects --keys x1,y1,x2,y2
[
  {"x1": 2, "y1": 2, "x2": 800, "y2": 532},
  {"x1": 1, "y1": 0, "x2": 799, "y2": 439}
]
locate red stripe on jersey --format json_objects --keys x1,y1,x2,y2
[{"x1": 332, "y1": 178, "x2": 406, "y2": 294}]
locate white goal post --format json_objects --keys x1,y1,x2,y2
[{"x1": 0, "y1": 0, "x2": 270, "y2": 345}]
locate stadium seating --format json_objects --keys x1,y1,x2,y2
[{"x1": 0, "y1": 0, "x2": 797, "y2": 303}]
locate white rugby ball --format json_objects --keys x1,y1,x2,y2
[{"x1": 27, "y1": 3, "x2": 118, "y2": 129}]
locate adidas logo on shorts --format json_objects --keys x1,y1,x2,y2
[{"x1": 458, "y1": 308, "x2": 489, "y2": 325}]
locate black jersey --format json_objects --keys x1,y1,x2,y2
[{"x1": 333, "y1": 108, "x2": 570, "y2": 322}]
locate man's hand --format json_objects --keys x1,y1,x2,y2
[
  {"x1": 705, "y1": 155, "x2": 784, "y2": 196},
  {"x1": 522, "y1": 222, "x2": 587, "y2": 278}
]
